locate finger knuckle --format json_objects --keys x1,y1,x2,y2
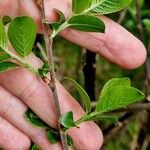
[
  {"x1": 19, "y1": 77, "x2": 40, "y2": 103},
  {"x1": 0, "y1": 89, "x2": 14, "y2": 115}
]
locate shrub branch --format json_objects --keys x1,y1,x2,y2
[{"x1": 34, "y1": 0, "x2": 69, "y2": 149}]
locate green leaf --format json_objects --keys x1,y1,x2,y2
[
  {"x1": 38, "y1": 62, "x2": 50, "y2": 77},
  {"x1": 59, "y1": 111, "x2": 76, "y2": 129},
  {"x1": 30, "y1": 144, "x2": 40, "y2": 150},
  {"x1": 8, "y1": 16, "x2": 36, "y2": 57},
  {"x1": 67, "y1": 135, "x2": 74, "y2": 147},
  {"x1": 64, "y1": 77, "x2": 92, "y2": 113},
  {"x1": 49, "y1": 9, "x2": 65, "y2": 31},
  {"x1": 102, "y1": 78, "x2": 131, "y2": 89},
  {"x1": 25, "y1": 109, "x2": 49, "y2": 128},
  {"x1": 68, "y1": 15, "x2": 105, "y2": 32},
  {"x1": 0, "y1": 61, "x2": 18, "y2": 72},
  {"x1": 96, "y1": 79, "x2": 144, "y2": 112},
  {"x1": 81, "y1": 114, "x2": 118, "y2": 124},
  {"x1": 2, "y1": 16, "x2": 12, "y2": 25},
  {"x1": 0, "y1": 46, "x2": 11, "y2": 62},
  {"x1": 0, "y1": 20, "x2": 8, "y2": 48},
  {"x1": 55, "y1": 9, "x2": 65, "y2": 24},
  {"x1": 143, "y1": 19, "x2": 150, "y2": 33},
  {"x1": 38, "y1": 62, "x2": 57, "y2": 77},
  {"x1": 72, "y1": 0, "x2": 92, "y2": 14},
  {"x1": 73, "y1": 0, "x2": 132, "y2": 14},
  {"x1": 47, "y1": 129, "x2": 60, "y2": 144}
]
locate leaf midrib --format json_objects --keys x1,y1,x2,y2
[
  {"x1": 69, "y1": 22, "x2": 103, "y2": 29},
  {"x1": 82, "y1": 0, "x2": 105, "y2": 14}
]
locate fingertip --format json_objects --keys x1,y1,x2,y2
[
  {"x1": 120, "y1": 39, "x2": 147, "y2": 69},
  {"x1": 68, "y1": 122, "x2": 103, "y2": 150},
  {"x1": 102, "y1": 17, "x2": 147, "y2": 69}
]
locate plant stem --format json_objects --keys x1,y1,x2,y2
[
  {"x1": 34, "y1": 0, "x2": 69, "y2": 149},
  {"x1": 83, "y1": 50, "x2": 96, "y2": 101}
]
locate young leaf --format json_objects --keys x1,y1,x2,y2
[
  {"x1": 30, "y1": 144, "x2": 40, "y2": 150},
  {"x1": 0, "y1": 61, "x2": 18, "y2": 72},
  {"x1": 38, "y1": 62, "x2": 57, "y2": 77},
  {"x1": 2, "y1": 16, "x2": 12, "y2": 25},
  {"x1": 68, "y1": 15, "x2": 105, "y2": 32},
  {"x1": 24, "y1": 109, "x2": 49, "y2": 128},
  {"x1": 72, "y1": 0, "x2": 92, "y2": 14},
  {"x1": 72, "y1": 0, "x2": 132, "y2": 14},
  {"x1": 49, "y1": 9, "x2": 65, "y2": 31},
  {"x1": 38, "y1": 62, "x2": 50, "y2": 77},
  {"x1": 8, "y1": 16, "x2": 36, "y2": 57},
  {"x1": 96, "y1": 84, "x2": 144, "y2": 113},
  {"x1": 0, "y1": 20, "x2": 8, "y2": 48},
  {"x1": 67, "y1": 135, "x2": 74, "y2": 147},
  {"x1": 64, "y1": 77, "x2": 92, "y2": 113},
  {"x1": 47, "y1": 129, "x2": 60, "y2": 144},
  {"x1": 59, "y1": 111, "x2": 76, "y2": 129}
]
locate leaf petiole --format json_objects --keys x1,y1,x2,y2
[{"x1": 1, "y1": 47, "x2": 38, "y2": 74}]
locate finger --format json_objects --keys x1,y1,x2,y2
[
  {"x1": 0, "y1": 55, "x2": 103, "y2": 150},
  {"x1": 0, "y1": 85, "x2": 62, "y2": 150},
  {"x1": 0, "y1": 116, "x2": 30, "y2": 150},
  {"x1": 0, "y1": 0, "x2": 18, "y2": 18},
  {"x1": 19, "y1": 0, "x2": 146, "y2": 69}
]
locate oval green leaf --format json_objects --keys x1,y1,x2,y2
[
  {"x1": 0, "y1": 61, "x2": 18, "y2": 72},
  {"x1": 64, "y1": 77, "x2": 92, "y2": 113},
  {"x1": 96, "y1": 85, "x2": 144, "y2": 112},
  {"x1": 47, "y1": 129, "x2": 60, "y2": 144},
  {"x1": 102, "y1": 78, "x2": 131, "y2": 89},
  {"x1": 73, "y1": 0, "x2": 132, "y2": 15},
  {"x1": 0, "y1": 20, "x2": 8, "y2": 48},
  {"x1": 68, "y1": 15, "x2": 105, "y2": 32},
  {"x1": 59, "y1": 111, "x2": 76, "y2": 129},
  {"x1": 24, "y1": 109, "x2": 49, "y2": 128},
  {"x1": 8, "y1": 16, "x2": 36, "y2": 57}
]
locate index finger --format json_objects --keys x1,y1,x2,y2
[{"x1": 19, "y1": 0, "x2": 147, "y2": 69}]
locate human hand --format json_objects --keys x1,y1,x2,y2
[{"x1": 0, "y1": 0, "x2": 146, "y2": 150}]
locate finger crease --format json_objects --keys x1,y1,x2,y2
[{"x1": 19, "y1": 77, "x2": 39, "y2": 103}]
